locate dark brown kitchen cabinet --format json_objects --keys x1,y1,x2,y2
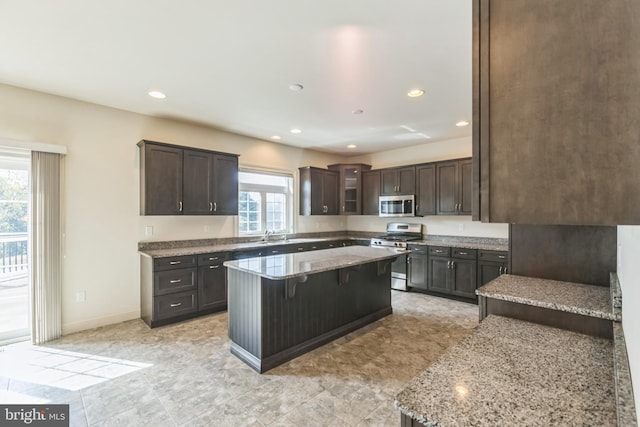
[
  {"x1": 427, "y1": 246, "x2": 477, "y2": 300},
  {"x1": 299, "y1": 167, "x2": 339, "y2": 215},
  {"x1": 380, "y1": 166, "x2": 415, "y2": 196},
  {"x1": 473, "y1": 0, "x2": 640, "y2": 225},
  {"x1": 328, "y1": 163, "x2": 371, "y2": 215},
  {"x1": 407, "y1": 245, "x2": 428, "y2": 290},
  {"x1": 139, "y1": 143, "x2": 183, "y2": 215},
  {"x1": 437, "y1": 158, "x2": 471, "y2": 215},
  {"x1": 197, "y1": 252, "x2": 230, "y2": 312},
  {"x1": 361, "y1": 170, "x2": 381, "y2": 215},
  {"x1": 138, "y1": 140, "x2": 239, "y2": 216},
  {"x1": 477, "y1": 250, "x2": 508, "y2": 289},
  {"x1": 415, "y1": 163, "x2": 436, "y2": 216}
]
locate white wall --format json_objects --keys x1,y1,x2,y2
[{"x1": 616, "y1": 226, "x2": 640, "y2": 422}]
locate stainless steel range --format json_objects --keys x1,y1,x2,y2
[{"x1": 370, "y1": 222, "x2": 423, "y2": 291}]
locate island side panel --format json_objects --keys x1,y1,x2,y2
[{"x1": 228, "y1": 269, "x2": 262, "y2": 359}]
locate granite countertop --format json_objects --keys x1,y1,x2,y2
[
  {"x1": 411, "y1": 236, "x2": 508, "y2": 252},
  {"x1": 395, "y1": 315, "x2": 616, "y2": 426},
  {"x1": 476, "y1": 274, "x2": 619, "y2": 321},
  {"x1": 223, "y1": 246, "x2": 403, "y2": 280},
  {"x1": 139, "y1": 236, "x2": 360, "y2": 258}
]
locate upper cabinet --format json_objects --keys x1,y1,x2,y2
[
  {"x1": 328, "y1": 163, "x2": 372, "y2": 215},
  {"x1": 361, "y1": 170, "x2": 381, "y2": 215},
  {"x1": 138, "y1": 140, "x2": 239, "y2": 216},
  {"x1": 437, "y1": 159, "x2": 472, "y2": 216},
  {"x1": 380, "y1": 166, "x2": 415, "y2": 196},
  {"x1": 473, "y1": 0, "x2": 640, "y2": 225},
  {"x1": 415, "y1": 164, "x2": 436, "y2": 216},
  {"x1": 299, "y1": 167, "x2": 339, "y2": 215}
]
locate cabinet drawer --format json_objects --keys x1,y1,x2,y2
[
  {"x1": 153, "y1": 255, "x2": 197, "y2": 271},
  {"x1": 408, "y1": 244, "x2": 428, "y2": 254},
  {"x1": 154, "y1": 290, "x2": 198, "y2": 320},
  {"x1": 154, "y1": 268, "x2": 197, "y2": 295},
  {"x1": 478, "y1": 250, "x2": 508, "y2": 263},
  {"x1": 452, "y1": 248, "x2": 477, "y2": 260},
  {"x1": 198, "y1": 252, "x2": 230, "y2": 266},
  {"x1": 428, "y1": 246, "x2": 450, "y2": 257}
]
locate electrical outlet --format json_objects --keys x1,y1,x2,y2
[
  {"x1": 458, "y1": 223, "x2": 465, "y2": 232},
  {"x1": 76, "y1": 291, "x2": 86, "y2": 303},
  {"x1": 145, "y1": 226, "x2": 153, "y2": 236},
  {"x1": 204, "y1": 225, "x2": 211, "y2": 232}
]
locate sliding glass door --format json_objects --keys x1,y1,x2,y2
[{"x1": 0, "y1": 149, "x2": 30, "y2": 344}]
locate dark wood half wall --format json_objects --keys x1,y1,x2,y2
[{"x1": 509, "y1": 224, "x2": 616, "y2": 287}]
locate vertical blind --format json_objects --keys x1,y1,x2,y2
[{"x1": 30, "y1": 151, "x2": 63, "y2": 344}]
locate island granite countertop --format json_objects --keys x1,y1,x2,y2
[
  {"x1": 395, "y1": 314, "x2": 616, "y2": 426},
  {"x1": 476, "y1": 274, "x2": 619, "y2": 321},
  {"x1": 223, "y1": 245, "x2": 403, "y2": 280}
]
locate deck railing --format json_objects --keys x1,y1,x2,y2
[{"x1": 0, "y1": 233, "x2": 28, "y2": 275}]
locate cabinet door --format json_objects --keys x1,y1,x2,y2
[
  {"x1": 198, "y1": 264, "x2": 227, "y2": 311},
  {"x1": 477, "y1": 262, "x2": 504, "y2": 288},
  {"x1": 416, "y1": 164, "x2": 436, "y2": 216},
  {"x1": 212, "y1": 154, "x2": 238, "y2": 215},
  {"x1": 323, "y1": 170, "x2": 339, "y2": 215},
  {"x1": 459, "y1": 159, "x2": 473, "y2": 215},
  {"x1": 342, "y1": 166, "x2": 359, "y2": 214},
  {"x1": 428, "y1": 257, "x2": 451, "y2": 294},
  {"x1": 451, "y1": 258, "x2": 477, "y2": 299},
  {"x1": 183, "y1": 150, "x2": 212, "y2": 215},
  {"x1": 309, "y1": 168, "x2": 325, "y2": 214},
  {"x1": 362, "y1": 170, "x2": 380, "y2": 215},
  {"x1": 380, "y1": 169, "x2": 398, "y2": 195},
  {"x1": 436, "y1": 161, "x2": 458, "y2": 215},
  {"x1": 397, "y1": 167, "x2": 416, "y2": 194},
  {"x1": 408, "y1": 254, "x2": 428, "y2": 290},
  {"x1": 141, "y1": 143, "x2": 183, "y2": 215}
]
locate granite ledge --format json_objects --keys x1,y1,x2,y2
[
  {"x1": 411, "y1": 235, "x2": 508, "y2": 252},
  {"x1": 613, "y1": 322, "x2": 638, "y2": 426},
  {"x1": 476, "y1": 274, "x2": 619, "y2": 321},
  {"x1": 395, "y1": 315, "x2": 616, "y2": 426}
]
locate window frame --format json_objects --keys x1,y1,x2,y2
[{"x1": 237, "y1": 168, "x2": 294, "y2": 237}]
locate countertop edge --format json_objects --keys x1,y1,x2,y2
[{"x1": 613, "y1": 323, "x2": 638, "y2": 426}]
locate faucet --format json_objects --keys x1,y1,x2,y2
[{"x1": 263, "y1": 229, "x2": 273, "y2": 242}]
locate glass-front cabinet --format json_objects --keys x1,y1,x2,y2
[{"x1": 328, "y1": 163, "x2": 371, "y2": 215}]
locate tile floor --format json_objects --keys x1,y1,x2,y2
[{"x1": 0, "y1": 291, "x2": 478, "y2": 426}]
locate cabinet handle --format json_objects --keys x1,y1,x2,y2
[
  {"x1": 271, "y1": 250, "x2": 279, "y2": 254},
  {"x1": 209, "y1": 202, "x2": 213, "y2": 212},
  {"x1": 298, "y1": 248, "x2": 304, "y2": 251},
  {"x1": 213, "y1": 202, "x2": 217, "y2": 212},
  {"x1": 498, "y1": 255, "x2": 506, "y2": 259},
  {"x1": 209, "y1": 257, "x2": 218, "y2": 261},
  {"x1": 311, "y1": 246, "x2": 317, "y2": 249},
  {"x1": 435, "y1": 250, "x2": 443, "y2": 253},
  {"x1": 169, "y1": 261, "x2": 181, "y2": 265},
  {"x1": 209, "y1": 265, "x2": 220, "y2": 269},
  {"x1": 170, "y1": 302, "x2": 182, "y2": 308},
  {"x1": 169, "y1": 279, "x2": 182, "y2": 284},
  {"x1": 459, "y1": 251, "x2": 468, "y2": 255},
  {"x1": 179, "y1": 201, "x2": 183, "y2": 211}
]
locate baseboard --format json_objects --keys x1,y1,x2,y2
[{"x1": 62, "y1": 310, "x2": 140, "y2": 335}]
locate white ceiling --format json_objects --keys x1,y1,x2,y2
[{"x1": 0, "y1": 0, "x2": 472, "y2": 155}]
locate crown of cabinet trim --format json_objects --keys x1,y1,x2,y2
[{"x1": 138, "y1": 140, "x2": 239, "y2": 216}]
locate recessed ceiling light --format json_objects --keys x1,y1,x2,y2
[
  {"x1": 148, "y1": 90, "x2": 166, "y2": 99},
  {"x1": 271, "y1": 135, "x2": 281, "y2": 140},
  {"x1": 407, "y1": 89, "x2": 425, "y2": 98},
  {"x1": 290, "y1": 129, "x2": 302, "y2": 134},
  {"x1": 352, "y1": 109, "x2": 364, "y2": 115},
  {"x1": 347, "y1": 144, "x2": 357, "y2": 149},
  {"x1": 289, "y1": 84, "x2": 304, "y2": 92},
  {"x1": 456, "y1": 120, "x2": 470, "y2": 127}
]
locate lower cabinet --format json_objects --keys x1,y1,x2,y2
[
  {"x1": 197, "y1": 252, "x2": 230, "y2": 313},
  {"x1": 477, "y1": 250, "x2": 508, "y2": 288},
  {"x1": 407, "y1": 245, "x2": 428, "y2": 290},
  {"x1": 425, "y1": 246, "x2": 478, "y2": 301}
]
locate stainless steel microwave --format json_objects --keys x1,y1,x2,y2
[{"x1": 379, "y1": 195, "x2": 415, "y2": 217}]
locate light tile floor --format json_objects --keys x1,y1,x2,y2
[{"x1": 0, "y1": 291, "x2": 478, "y2": 426}]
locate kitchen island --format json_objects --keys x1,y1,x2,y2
[{"x1": 223, "y1": 246, "x2": 401, "y2": 373}]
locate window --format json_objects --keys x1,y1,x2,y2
[{"x1": 238, "y1": 170, "x2": 293, "y2": 236}]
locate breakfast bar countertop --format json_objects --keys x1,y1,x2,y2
[
  {"x1": 476, "y1": 274, "x2": 619, "y2": 321},
  {"x1": 394, "y1": 314, "x2": 616, "y2": 426},
  {"x1": 223, "y1": 245, "x2": 403, "y2": 280}
]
